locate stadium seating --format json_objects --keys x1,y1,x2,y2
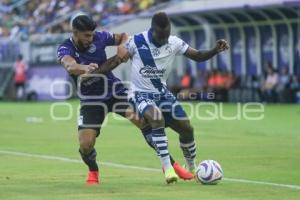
[{"x1": 0, "y1": 0, "x2": 171, "y2": 37}]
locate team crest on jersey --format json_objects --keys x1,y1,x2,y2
[
  {"x1": 151, "y1": 48, "x2": 160, "y2": 57},
  {"x1": 88, "y1": 44, "x2": 96, "y2": 53},
  {"x1": 165, "y1": 45, "x2": 172, "y2": 53},
  {"x1": 75, "y1": 52, "x2": 79, "y2": 57}
]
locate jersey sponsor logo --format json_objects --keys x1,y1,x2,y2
[
  {"x1": 139, "y1": 65, "x2": 166, "y2": 78},
  {"x1": 151, "y1": 48, "x2": 160, "y2": 57},
  {"x1": 88, "y1": 44, "x2": 96, "y2": 53}
]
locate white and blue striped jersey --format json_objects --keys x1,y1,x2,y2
[{"x1": 125, "y1": 30, "x2": 189, "y2": 97}]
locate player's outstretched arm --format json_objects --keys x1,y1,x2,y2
[
  {"x1": 91, "y1": 37, "x2": 130, "y2": 74},
  {"x1": 92, "y1": 55, "x2": 123, "y2": 74},
  {"x1": 184, "y1": 39, "x2": 229, "y2": 62},
  {"x1": 61, "y1": 55, "x2": 98, "y2": 75}
]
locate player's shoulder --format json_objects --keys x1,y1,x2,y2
[
  {"x1": 57, "y1": 38, "x2": 73, "y2": 51},
  {"x1": 169, "y1": 35, "x2": 183, "y2": 44},
  {"x1": 94, "y1": 31, "x2": 113, "y2": 40},
  {"x1": 130, "y1": 31, "x2": 149, "y2": 45},
  {"x1": 57, "y1": 38, "x2": 75, "y2": 62},
  {"x1": 169, "y1": 35, "x2": 188, "y2": 50},
  {"x1": 131, "y1": 31, "x2": 147, "y2": 38},
  {"x1": 126, "y1": 31, "x2": 147, "y2": 45},
  {"x1": 59, "y1": 37, "x2": 71, "y2": 45}
]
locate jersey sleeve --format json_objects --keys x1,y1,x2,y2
[
  {"x1": 174, "y1": 36, "x2": 189, "y2": 55},
  {"x1": 101, "y1": 31, "x2": 115, "y2": 46},
  {"x1": 57, "y1": 45, "x2": 73, "y2": 63},
  {"x1": 123, "y1": 36, "x2": 136, "y2": 56}
]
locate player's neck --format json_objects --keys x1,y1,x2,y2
[
  {"x1": 71, "y1": 36, "x2": 84, "y2": 52},
  {"x1": 148, "y1": 29, "x2": 168, "y2": 48},
  {"x1": 148, "y1": 30, "x2": 161, "y2": 48}
]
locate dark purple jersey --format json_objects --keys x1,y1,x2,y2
[{"x1": 57, "y1": 31, "x2": 126, "y2": 101}]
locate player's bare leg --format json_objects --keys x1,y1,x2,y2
[{"x1": 78, "y1": 129, "x2": 99, "y2": 185}]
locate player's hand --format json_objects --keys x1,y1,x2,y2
[
  {"x1": 85, "y1": 63, "x2": 98, "y2": 73},
  {"x1": 215, "y1": 39, "x2": 229, "y2": 53},
  {"x1": 88, "y1": 63, "x2": 98, "y2": 72},
  {"x1": 117, "y1": 45, "x2": 130, "y2": 62},
  {"x1": 80, "y1": 63, "x2": 98, "y2": 78}
]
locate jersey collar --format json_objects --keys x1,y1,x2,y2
[{"x1": 148, "y1": 29, "x2": 171, "y2": 48}]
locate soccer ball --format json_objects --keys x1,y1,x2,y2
[{"x1": 195, "y1": 160, "x2": 223, "y2": 185}]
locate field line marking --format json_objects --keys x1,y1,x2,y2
[
  {"x1": 223, "y1": 178, "x2": 300, "y2": 190},
  {"x1": 1, "y1": 150, "x2": 300, "y2": 190}
]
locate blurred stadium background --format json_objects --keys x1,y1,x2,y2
[
  {"x1": 0, "y1": 1, "x2": 300, "y2": 200},
  {"x1": 0, "y1": 0, "x2": 299, "y2": 103}
]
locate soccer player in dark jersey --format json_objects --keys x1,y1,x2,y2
[{"x1": 57, "y1": 15, "x2": 193, "y2": 185}]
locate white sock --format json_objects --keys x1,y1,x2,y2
[
  {"x1": 160, "y1": 155, "x2": 172, "y2": 170},
  {"x1": 152, "y1": 127, "x2": 172, "y2": 170}
]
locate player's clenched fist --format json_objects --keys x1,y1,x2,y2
[
  {"x1": 214, "y1": 39, "x2": 229, "y2": 53},
  {"x1": 81, "y1": 63, "x2": 98, "y2": 75},
  {"x1": 88, "y1": 63, "x2": 98, "y2": 72}
]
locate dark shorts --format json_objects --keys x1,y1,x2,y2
[{"x1": 78, "y1": 92, "x2": 131, "y2": 137}]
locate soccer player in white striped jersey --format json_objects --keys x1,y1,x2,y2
[{"x1": 103, "y1": 12, "x2": 229, "y2": 183}]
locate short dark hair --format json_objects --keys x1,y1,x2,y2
[
  {"x1": 151, "y1": 12, "x2": 170, "y2": 29},
  {"x1": 72, "y1": 15, "x2": 97, "y2": 32}
]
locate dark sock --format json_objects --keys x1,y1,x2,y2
[
  {"x1": 141, "y1": 127, "x2": 175, "y2": 165},
  {"x1": 79, "y1": 148, "x2": 99, "y2": 171}
]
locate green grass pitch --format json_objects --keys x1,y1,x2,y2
[{"x1": 0, "y1": 101, "x2": 299, "y2": 200}]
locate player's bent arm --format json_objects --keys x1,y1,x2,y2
[
  {"x1": 92, "y1": 55, "x2": 122, "y2": 74},
  {"x1": 114, "y1": 33, "x2": 128, "y2": 45},
  {"x1": 61, "y1": 55, "x2": 96, "y2": 75},
  {"x1": 184, "y1": 39, "x2": 229, "y2": 62},
  {"x1": 183, "y1": 47, "x2": 218, "y2": 62}
]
